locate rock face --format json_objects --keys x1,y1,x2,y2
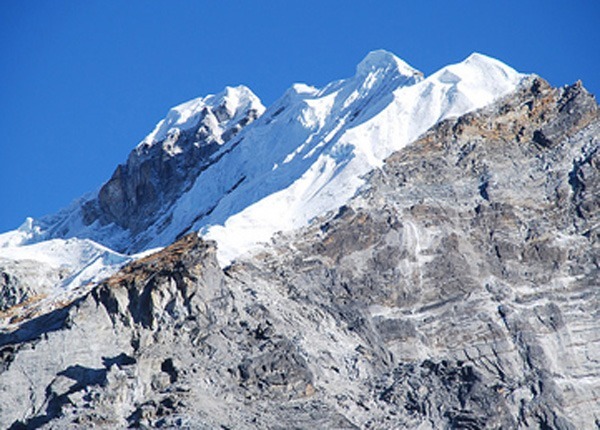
[
  {"x1": 42, "y1": 85, "x2": 265, "y2": 252},
  {"x1": 0, "y1": 261, "x2": 64, "y2": 312},
  {"x1": 0, "y1": 77, "x2": 598, "y2": 429},
  {"x1": 90, "y1": 93, "x2": 263, "y2": 236}
]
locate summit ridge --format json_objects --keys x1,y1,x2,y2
[{"x1": 1, "y1": 50, "x2": 525, "y2": 313}]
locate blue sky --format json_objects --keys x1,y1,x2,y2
[{"x1": 1, "y1": 0, "x2": 599, "y2": 232}]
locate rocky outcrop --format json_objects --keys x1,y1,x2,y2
[
  {"x1": 82, "y1": 96, "x2": 262, "y2": 241},
  {"x1": 0, "y1": 260, "x2": 66, "y2": 312},
  {"x1": 0, "y1": 77, "x2": 598, "y2": 429},
  {"x1": 36, "y1": 87, "x2": 264, "y2": 254},
  {"x1": 0, "y1": 235, "x2": 336, "y2": 429}
]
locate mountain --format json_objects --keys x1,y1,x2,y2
[
  {"x1": 0, "y1": 85, "x2": 264, "y2": 315},
  {"x1": 29, "y1": 51, "x2": 524, "y2": 263},
  {"x1": 0, "y1": 51, "x2": 524, "y2": 313},
  {"x1": 1, "y1": 51, "x2": 599, "y2": 428}
]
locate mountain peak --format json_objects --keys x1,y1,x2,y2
[
  {"x1": 464, "y1": 52, "x2": 502, "y2": 65},
  {"x1": 427, "y1": 53, "x2": 523, "y2": 110},
  {"x1": 355, "y1": 49, "x2": 423, "y2": 81},
  {"x1": 448, "y1": 52, "x2": 522, "y2": 81},
  {"x1": 137, "y1": 85, "x2": 264, "y2": 153},
  {"x1": 215, "y1": 85, "x2": 264, "y2": 115},
  {"x1": 462, "y1": 52, "x2": 520, "y2": 76}
]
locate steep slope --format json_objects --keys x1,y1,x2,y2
[
  {"x1": 36, "y1": 85, "x2": 266, "y2": 248},
  {"x1": 0, "y1": 76, "x2": 597, "y2": 429},
  {"x1": 0, "y1": 51, "x2": 525, "y2": 311},
  {"x1": 5, "y1": 51, "x2": 524, "y2": 258}
]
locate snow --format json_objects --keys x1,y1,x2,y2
[
  {"x1": 0, "y1": 236, "x2": 131, "y2": 309},
  {"x1": 0, "y1": 50, "x2": 527, "y2": 307},
  {"x1": 0, "y1": 217, "x2": 41, "y2": 248},
  {"x1": 154, "y1": 51, "x2": 524, "y2": 265},
  {"x1": 356, "y1": 49, "x2": 422, "y2": 80},
  {"x1": 138, "y1": 85, "x2": 265, "y2": 154},
  {"x1": 0, "y1": 237, "x2": 119, "y2": 270}
]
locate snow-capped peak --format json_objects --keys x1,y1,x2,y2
[
  {"x1": 0, "y1": 50, "x2": 529, "y2": 310},
  {"x1": 423, "y1": 52, "x2": 523, "y2": 120},
  {"x1": 463, "y1": 52, "x2": 514, "y2": 71},
  {"x1": 214, "y1": 85, "x2": 264, "y2": 118},
  {"x1": 435, "y1": 52, "x2": 520, "y2": 84},
  {"x1": 139, "y1": 84, "x2": 265, "y2": 152},
  {"x1": 356, "y1": 49, "x2": 423, "y2": 82}
]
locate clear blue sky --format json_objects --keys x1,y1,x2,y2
[{"x1": 1, "y1": 1, "x2": 599, "y2": 232}]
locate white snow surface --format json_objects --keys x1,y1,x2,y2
[
  {"x1": 139, "y1": 85, "x2": 265, "y2": 155},
  {"x1": 149, "y1": 51, "x2": 525, "y2": 264},
  {"x1": 1, "y1": 50, "x2": 526, "y2": 303}
]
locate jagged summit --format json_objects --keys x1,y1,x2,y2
[
  {"x1": 137, "y1": 84, "x2": 264, "y2": 155},
  {"x1": 0, "y1": 50, "x2": 526, "y2": 305}
]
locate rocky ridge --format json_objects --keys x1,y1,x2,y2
[
  {"x1": 40, "y1": 85, "x2": 265, "y2": 251},
  {"x1": 0, "y1": 76, "x2": 598, "y2": 429},
  {"x1": 0, "y1": 51, "x2": 524, "y2": 318}
]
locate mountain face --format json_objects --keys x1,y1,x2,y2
[
  {"x1": 5, "y1": 52, "x2": 522, "y2": 257},
  {"x1": 0, "y1": 51, "x2": 524, "y2": 312},
  {"x1": 44, "y1": 85, "x2": 266, "y2": 249},
  {"x1": 1, "y1": 52, "x2": 599, "y2": 428},
  {"x1": 87, "y1": 86, "x2": 264, "y2": 236}
]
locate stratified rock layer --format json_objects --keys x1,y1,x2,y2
[{"x1": 0, "y1": 77, "x2": 598, "y2": 429}]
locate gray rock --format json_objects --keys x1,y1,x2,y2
[
  {"x1": 0, "y1": 259, "x2": 67, "y2": 311},
  {"x1": 0, "y1": 77, "x2": 598, "y2": 429}
]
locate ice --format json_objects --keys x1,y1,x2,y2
[
  {"x1": 138, "y1": 85, "x2": 265, "y2": 152},
  {"x1": 168, "y1": 51, "x2": 524, "y2": 264},
  {"x1": 0, "y1": 50, "x2": 527, "y2": 303}
]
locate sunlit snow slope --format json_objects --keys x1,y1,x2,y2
[
  {"x1": 157, "y1": 51, "x2": 525, "y2": 263},
  {"x1": 0, "y1": 50, "x2": 526, "y2": 297}
]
